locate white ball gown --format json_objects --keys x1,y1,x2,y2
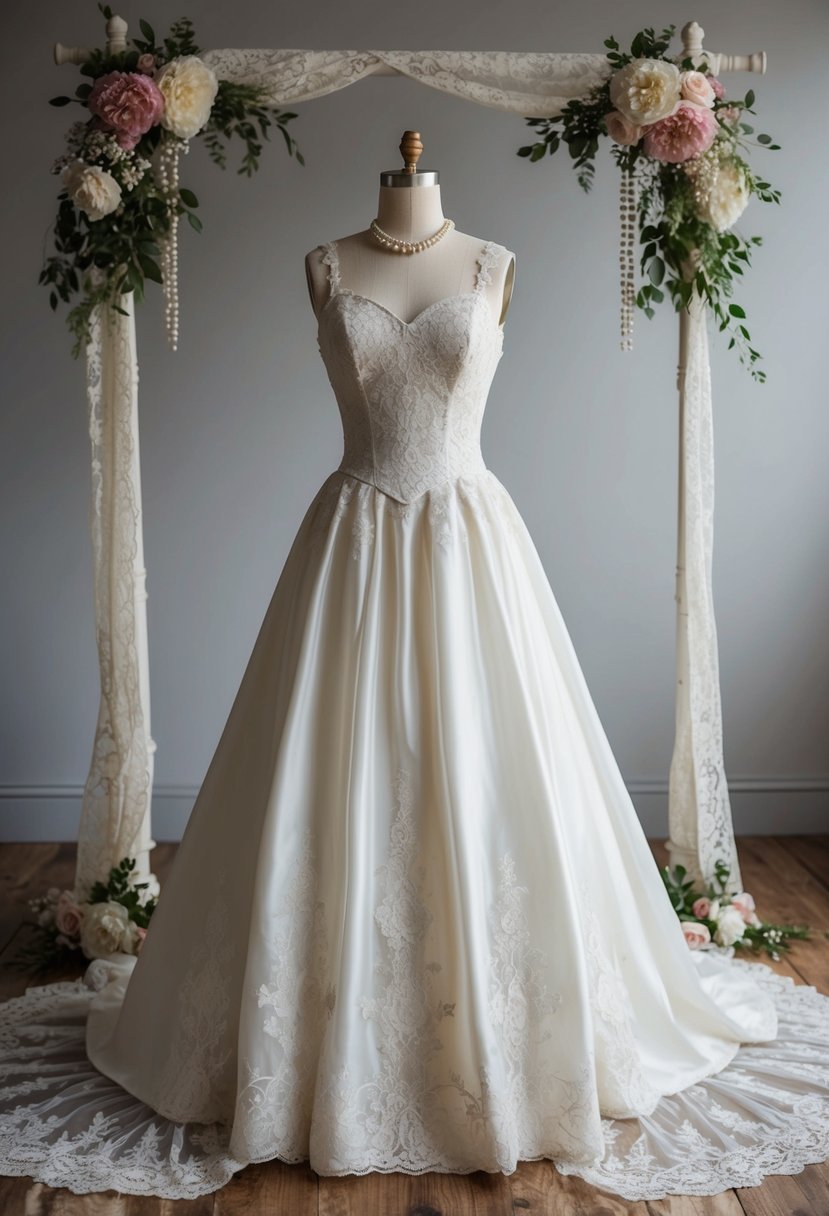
[{"x1": 1, "y1": 237, "x2": 828, "y2": 1201}]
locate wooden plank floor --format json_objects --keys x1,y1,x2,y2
[{"x1": 0, "y1": 836, "x2": 826, "y2": 1215}]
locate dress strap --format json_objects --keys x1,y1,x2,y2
[
  {"x1": 319, "y1": 241, "x2": 341, "y2": 295},
  {"x1": 473, "y1": 240, "x2": 502, "y2": 294}
]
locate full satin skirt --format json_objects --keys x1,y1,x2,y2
[{"x1": 0, "y1": 468, "x2": 827, "y2": 1199}]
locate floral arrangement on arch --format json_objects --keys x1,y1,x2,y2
[
  {"x1": 42, "y1": 3, "x2": 303, "y2": 356},
  {"x1": 14, "y1": 858, "x2": 159, "y2": 971},
  {"x1": 662, "y1": 860, "x2": 809, "y2": 960},
  {"x1": 518, "y1": 25, "x2": 781, "y2": 381}
]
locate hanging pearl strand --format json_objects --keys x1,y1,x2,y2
[
  {"x1": 370, "y1": 217, "x2": 454, "y2": 254},
  {"x1": 619, "y1": 163, "x2": 637, "y2": 352},
  {"x1": 154, "y1": 137, "x2": 187, "y2": 351}
]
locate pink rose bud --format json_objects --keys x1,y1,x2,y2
[
  {"x1": 692, "y1": 897, "x2": 711, "y2": 919},
  {"x1": 682, "y1": 921, "x2": 712, "y2": 950},
  {"x1": 137, "y1": 53, "x2": 157, "y2": 74}
]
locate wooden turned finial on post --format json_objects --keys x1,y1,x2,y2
[
  {"x1": 680, "y1": 19, "x2": 767, "y2": 76},
  {"x1": 399, "y1": 130, "x2": 423, "y2": 174},
  {"x1": 105, "y1": 14, "x2": 129, "y2": 54},
  {"x1": 681, "y1": 21, "x2": 706, "y2": 64}
]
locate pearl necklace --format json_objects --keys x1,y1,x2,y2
[{"x1": 370, "y1": 216, "x2": 454, "y2": 254}]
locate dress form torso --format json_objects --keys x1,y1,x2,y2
[{"x1": 305, "y1": 183, "x2": 515, "y2": 327}]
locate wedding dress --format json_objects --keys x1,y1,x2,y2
[{"x1": 0, "y1": 237, "x2": 828, "y2": 1201}]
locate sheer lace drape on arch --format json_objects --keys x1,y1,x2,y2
[{"x1": 82, "y1": 44, "x2": 732, "y2": 894}]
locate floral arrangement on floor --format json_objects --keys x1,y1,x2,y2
[
  {"x1": 518, "y1": 25, "x2": 781, "y2": 381},
  {"x1": 663, "y1": 860, "x2": 809, "y2": 959},
  {"x1": 42, "y1": 3, "x2": 303, "y2": 356},
  {"x1": 12, "y1": 857, "x2": 159, "y2": 971}
]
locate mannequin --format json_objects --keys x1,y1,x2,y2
[{"x1": 305, "y1": 130, "x2": 515, "y2": 327}]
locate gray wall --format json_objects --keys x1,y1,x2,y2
[{"x1": 2, "y1": 0, "x2": 827, "y2": 841}]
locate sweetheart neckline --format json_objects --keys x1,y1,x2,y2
[{"x1": 317, "y1": 286, "x2": 506, "y2": 336}]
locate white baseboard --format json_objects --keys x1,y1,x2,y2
[{"x1": 0, "y1": 778, "x2": 826, "y2": 842}]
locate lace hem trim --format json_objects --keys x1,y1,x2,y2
[{"x1": 0, "y1": 954, "x2": 827, "y2": 1199}]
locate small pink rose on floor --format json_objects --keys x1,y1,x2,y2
[
  {"x1": 732, "y1": 892, "x2": 760, "y2": 923},
  {"x1": 682, "y1": 921, "x2": 712, "y2": 949},
  {"x1": 643, "y1": 101, "x2": 718, "y2": 163},
  {"x1": 135, "y1": 926, "x2": 148, "y2": 951},
  {"x1": 88, "y1": 70, "x2": 164, "y2": 150},
  {"x1": 692, "y1": 897, "x2": 711, "y2": 919},
  {"x1": 55, "y1": 891, "x2": 84, "y2": 938}
]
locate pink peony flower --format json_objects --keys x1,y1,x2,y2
[
  {"x1": 692, "y1": 897, "x2": 711, "y2": 919},
  {"x1": 682, "y1": 921, "x2": 712, "y2": 950},
  {"x1": 55, "y1": 891, "x2": 84, "y2": 938},
  {"x1": 88, "y1": 70, "x2": 164, "y2": 150},
  {"x1": 707, "y1": 74, "x2": 726, "y2": 100},
  {"x1": 643, "y1": 101, "x2": 718, "y2": 163},
  {"x1": 604, "y1": 110, "x2": 642, "y2": 146}
]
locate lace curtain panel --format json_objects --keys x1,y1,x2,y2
[{"x1": 81, "y1": 47, "x2": 732, "y2": 893}]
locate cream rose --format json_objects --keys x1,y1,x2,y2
[
  {"x1": 604, "y1": 110, "x2": 642, "y2": 146},
  {"x1": 62, "y1": 160, "x2": 122, "y2": 221},
  {"x1": 155, "y1": 55, "x2": 219, "y2": 139},
  {"x1": 696, "y1": 161, "x2": 750, "y2": 233},
  {"x1": 79, "y1": 901, "x2": 131, "y2": 959},
  {"x1": 680, "y1": 69, "x2": 716, "y2": 108},
  {"x1": 609, "y1": 58, "x2": 681, "y2": 126},
  {"x1": 714, "y1": 905, "x2": 748, "y2": 947}
]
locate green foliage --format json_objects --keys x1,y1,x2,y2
[
  {"x1": 516, "y1": 25, "x2": 781, "y2": 380},
  {"x1": 202, "y1": 82, "x2": 304, "y2": 176}
]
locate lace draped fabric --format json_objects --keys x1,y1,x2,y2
[
  {"x1": 667, "y1": 289, "x2": 741, "y2": 889},
  {"x1": 79, "y1": 282, "x2": 156, "y2": 899},
  {"x1": 199, "y1": 49, "x2": 612, "y2": 118},
  {"x1": 0, "y1": 908, "x2": 827, "y2": 1196}
]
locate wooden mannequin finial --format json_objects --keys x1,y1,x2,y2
[{"x1": 399, "y1": 131, "x2": 423, "y2": 174}]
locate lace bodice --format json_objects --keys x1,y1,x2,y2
[{"x1": 316, "y1": 238, "x2": 510, "y2": 504}]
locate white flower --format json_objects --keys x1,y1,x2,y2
[
  {"x1": 609, "y1": 58, "x2": 681, "y2": 126},
  {"x1": 155, "y1": 55, "x2": 219, "y2": 139},
  {"x1": 141, "y1": 873, "x2": 161, "y2": 901},
  {"x1": 79, "y1": 901, "x2": 132, "y2": 959},
  {"x1": 120, "y1": 918, "x2": 142, "y2": 954},
  {"x1": 62, "y1": 160, "x2": 122, "y2": 221},
  {"x1": 714, "y1": 905, "x2": 748, "y2": 947},
  {"x1": 680, "y1": 70, "x2": 716, "y2": 108},
  {"x1": 696, "y1": 160, "x2": 750, "y2": 233}
]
